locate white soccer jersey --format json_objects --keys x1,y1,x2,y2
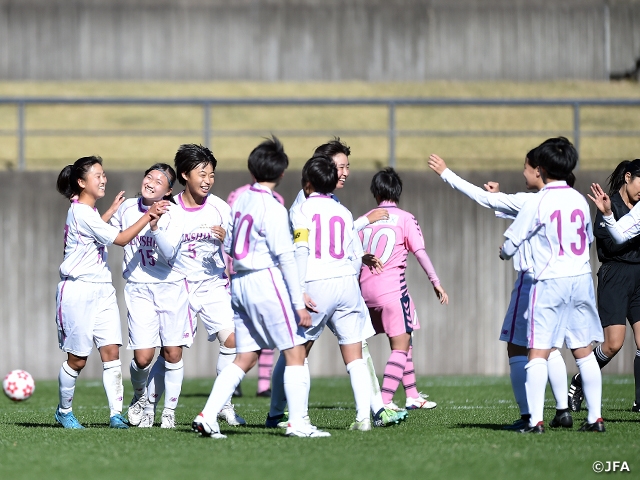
[
  {"x1": 59, "y1": 202, "x2": 119, "y2": 282},
  {"x1": 503, "y1": 181, "x2": 593, "y2": 280},
  {"x1": 441, "y1": 168, "x2": 535, "y2": 272},
  {"x1": 602, "y1": 200, "x2": 640, "y2": 244},
  {"x1": 225, "y1": 183, "x2": 295, "y2": 272},
  {"x1": 172, "y1": 192, "x2": 231, "y2": 281},
  {"x1": 111, "y1": 198, "x2": 185, "y2": 283},
  {"x1": 290, "y1": 188, "x2": 370, "y2": 232},
  {"x1": 291, "y1": 193, "x2": 363, "y2": 282}
]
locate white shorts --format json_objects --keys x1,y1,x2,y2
[
  {"x1": 527, "y1": 274, "x2": 604, "y2": 350},
  {"x1": 56, "y1": 280, "x2": 122, "y2": 357},
  {"x1": 187, "y1": 277, "x2": 235, "y2": 341},
  {"x1": 304, "y1": 275, "x2": 369, "y2": 345},
  {"x1": 231, "y1": 268, "x2": 307, "y2": 353},
  {"x1": 499, "y1": 270, "x2": 533, "y2": 347},
  {"x1": 125, "y1": 280, "x2": 193, "y2": 349}
]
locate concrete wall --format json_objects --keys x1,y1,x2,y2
[
  {"x1": 0, "y1": 0, "x2": 638, "y2": 81},
  {"x1": 0, "y1": 168, "x2": 636, "y2": 382}
]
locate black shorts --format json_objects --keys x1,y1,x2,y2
[{"x1": 597, "y1": 262, "x2": 640, "y2": 327}]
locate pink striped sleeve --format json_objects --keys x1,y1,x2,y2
[{"x1": 414, "y1": 248, "x2": 440, "y2": 287}]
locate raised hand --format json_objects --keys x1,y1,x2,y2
[
  {"x1": 211, "y1": 225, "x2": 226, "y2": 242},
  {"x1": 366, "y1": 208, "x2": 389, "y2": 224},
  {"x1": 433, "y1": 285, "x2": 449, "y2": 305},
  {"x1": 428, "y1": 154, "x2": 447, "y2": 175},
  {"x1": 587, "y1": 183, "x2": 612, "y2": 216},
  {"x1": 362, "y1": 253, "x2": 384, "y2": 274},
  {"x1": 484, "y1": 181, "x2": 500, "y2": 193},
  {"x1": 147, "y1": 200, "x2": 170, "y2": 220}
]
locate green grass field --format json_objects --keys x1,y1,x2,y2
[
  {"x1": 0, "y1": 81, "x2": 639, "y2": 171},
  {"x1": 0, "y1": 375, "x2": 636, "y2": 480}
]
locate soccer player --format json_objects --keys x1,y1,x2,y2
[
  {"x1": 192, "y1": 136, "x2": 329, "y2": 438},
  {"x1": 112, "y1": 163, "x2": 188, "y2": 429},
  {"x1": 226, "y1": 181, "x2": 285, "y2": 399},
  {"x1": 428, "y1": 152, "x2": 573, "y2": 430},
  {"x1": 500, "y1": 137, "x2": 604, "y2": 433},
  {"x1": 360, "y1": 167, "x2": 448, "y2": 412},
  {"x1": 583, "y1": 160, "x2": 640, "y2": 412},
  {"x1": 55, "y1": 156, "x2": 167, "y2": 429},
  {"x1": 287, "y1": 155, "x2": 383, "y2": 430}
]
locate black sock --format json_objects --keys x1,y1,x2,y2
[
  {"x1": 634, "y1": 350, "x2": 640, "y2": 405},
  {"x1": 521, "y1": 413, "x2": 531, "y2": 422},
  {"x1": 594, "y1": 345, "x2": 611, "y2": 369}
]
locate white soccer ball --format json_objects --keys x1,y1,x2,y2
[{"x1": 3, "y1": 370, "x2": 35, "y2": 401}]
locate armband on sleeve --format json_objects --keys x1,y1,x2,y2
[{"x1": 293, "y1": 228, "x2": 309, "y2": 244}]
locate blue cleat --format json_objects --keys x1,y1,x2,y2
[
  {"x1": 109, "y1": 414, "x2": 130, "y2": 429},
  {"x1": 55, "y1": 407, "x2": 85, "y2": 429},
  {"x1": 265, "y1": 413, "x2": 286, "y2": 428}
]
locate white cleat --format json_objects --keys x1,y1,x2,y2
[
  {"x1": 278, "y1": 414, "x2": 314, "y2": 429},
  {"x1": 160, "y1": 409, "x2": 175, "y2": 429},
  {"x1": 127, "y1": 395, "x2": 149, "y2": 426},
  {"x1": 349, "y1": 418, "x2": 372, "y2": 431},
  {"x1": 285, "y1": 422, "x2": 331, "y2": 438},
  {"x1": 192, "y1": 412, "x2": 227, "y2": 439},
  {"x1": 405, "y1": 392, "x2": 437, "y2": 410},
  {"x1": 138, "y1": 411, "x2": 155, "y2": 428},
  {"x1": 218, "y1": 404, "x2": 246, "y2": 426},
  {"x1": 384, "y1": 401, "x2": 402, "y2": 412}
]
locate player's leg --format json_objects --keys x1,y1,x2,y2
[
  {"x1": 632, "y1": 322, "x2": 640, "y2": 411},
  {"x1": 381, "y1": 333, "x2": 410, "y2": 406},
  {"x1": 217, "y1": 330, "x2": 247, "y2": 426},
  {"x1": 56, "y1": 353, "x2": 86, "y2": 429},
  {"x1": 546, "y1": 348, "x2": 572, "y2": 428},
  {"x1": 257, "y1": 349, "x2": 275, "y2": 396},
  {"x1": 339, "y1": 341, "x2": 371, "y2": 429},
  {"x1": 128, "y1": 348, "x2": 155, "y2": 426},
  {"x1": 159, "y1": 346, "x2": 184, "y2": 429},
  {"x1": 504, "y1": 342, "x2": 530, "y2": 429}
]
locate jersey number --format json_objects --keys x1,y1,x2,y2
[
  {"x1": 232, "y1": 213, "x2": 253, "y2": 260},
  {"x1": 549, "y1": 209, "x2": 587, "y2": 256},
  {"x1": 138, "y1": 248, "x2": 156, "y2": 266},
  {"x1": 311, "y1": 214, "x2": 345, "y2": 259},
  {"x1": 361, "y1": 227, "x2": 396, "y2": 264}
]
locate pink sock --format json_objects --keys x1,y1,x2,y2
[
  {"x1": 402, "y1": 346, "x2": 420, "y2": 399},
  {"x1": 381, "y1": 350, "x2": 408, "y2": 404},
  {"x1": 257, "y1": 349, "x2": 275, "y2": 393}
]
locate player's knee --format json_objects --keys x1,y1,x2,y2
[{"x1": 218, "y1": 329, "x2": 235, "y2": 349}]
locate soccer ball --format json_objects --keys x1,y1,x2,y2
[{"x1": 3, "y1": 370, "x2": 35, "y2": 401}]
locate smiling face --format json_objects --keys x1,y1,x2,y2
[
  {"x1": 140, "y1": 169, "x2": 172, "y2": 204},
  {"x1": 333, "y1": 153, "x2": 350, "y2": 189},
  {"x1": 182, "y1": 162, "x2": 215, "y2": 199},
  {"x1": 78, "y1": 163, "x2": 107, "y2": 200}
]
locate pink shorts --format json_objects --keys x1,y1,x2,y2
[{"x1": 369, "y1": 293, "x2": 420, "y2": 338}]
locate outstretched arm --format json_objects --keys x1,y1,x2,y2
[{"x1": 101, "y1": 191, "x2": 126, "y2": 222}]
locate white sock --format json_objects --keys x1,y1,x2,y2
[
  {"x1": 58, "y1": 361, "x2": 79, "y2": 412},
  {"x1": 268, "y1": 353, "x2": 287, "y2": 417},
  {"x1": 508, "y1": 355, "x2": 529, "y2": 415},
  {"x1": 346, "y1": 359, "x2": 371, "y2": 422},
  {"x1": 202, "y1": 363, "x2": 245, "y2": 420},
  {"x1": 363, "y1": 341, "x2": 384, "y2": 414},
  {"x1": 129, "y1": 359, "x2": 151, "y2": 401},
  {"x1": 147, "y1": 355, "x2": 165, "y2": 407},
  {"x1": 525, "y1": 358, "x2": 548, "y2": 426},
  {"x1": 284, "y1": 365, "x2": 307, "y2": 428},
  {"x1": 303, "y1": 358, "x2": 310, "y2": 417},
  {"x1": 164, "y1": 359, "x2": 184, "y2": 411},
  {"x1": 576, "y1": 353, "x2": 602, "y2": 424},
  {"x1": 103, "y1": 360, "x2": 124, "y2": 417},
  {"x1": 547, "y1": 349, "x2": 569, "y2": 410},
  {"x1": 218, "y1": 346, "x2": 237, "y2": 408}
]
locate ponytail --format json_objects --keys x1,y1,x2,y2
[
  {"x1": 607, "y1": 159, "x2": 640, "y2": 196},
  {"x1": 56, "y1": 156, "x2": 103, "y2": 200}
]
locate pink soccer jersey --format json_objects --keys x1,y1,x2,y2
[{"x1": 359, "y1": 201, "x2": 439, "y2": 307}]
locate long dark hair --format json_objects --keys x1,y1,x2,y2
[
  {"x1": 56, "y1": 156, "x2": 103, "y2": 200},
  {"x1": 143, "y1": 163, "x2": 177, "y2": 203},
  {"x1": 607, "y1": 159, "x2": 640, "y2": 196}
]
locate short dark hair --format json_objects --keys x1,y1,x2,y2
[
  {"x1": 56, "y1": 156, "x2": 103, "y2": 200},
  {"x1": 313, "y1": 137, "x2": 351, "y2": 158},
  {"x1": 370, "y1": 167, "x2": 403, "y2": 203},
  {"x1": 534, "y1": 137, "x2": 578, "y2": 182},
  {"x1": 303, "y1": 155, "x2": 338, "y2": 195},
  {"x1": 174, "y1": 144, "x2": 217, "y2": 186},
  {"x1": 248, "y1": 136, "x2": 289, "y2": 182}
]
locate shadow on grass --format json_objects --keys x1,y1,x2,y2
[
  {"x1": 451, "y1": 423, "x2": 507, "y2": 431},
  {"x1": 16, "y1": 422, "x2": 60, "y2": 429}
]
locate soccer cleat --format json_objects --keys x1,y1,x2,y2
[
  {"x1": 384, "y1": 401, "x2": 402, "y2": 411},
  {"x1": 568, "y1": 373, "x2": 584, "y2": 412},
  {"x1": 285, "y1": 423, "x2": 331, "y2": 437},
  {"x1": 372, "y1": 407, "x2": 403, "y2": 427},
  {"x1": 518, "y1": 421, "x2": 545, "y2": 434},
  {"x1": 138, "y1": 411, "x2": 155, "y2": 428},
  {"x1": 549, "y1": 410, "x2": 573, "y2": 428},
  {"x1": 256, "y1": 388, "x2": 272, "y2": 398},
  {"x1": 632, "y1": 402, "x2": 640, "y2": 413},
  {"x1": 218, "y1": 404, "x2": 246, "y2": 426},
  {"x1": 578, "y1": 418, "x2": 605, "y2": 432},
  {"x1": 405, "y1": 392, "x2": 437, "y2": 410},
  {"x1": 503, "y1": 418, "x2": 530, "y2": 431},
  {"x1": 55, "y1": 407, "x2": 85, "y2": 429},
  {"x1": 109, "y1": 414, "x2": 129, "y2": 429},
  {"x1": 160, "y1": 409, "x2": 175, "y2": 429},
  {"x1": 232, "y1": 384, "x2": 243, "y2": 398},
  {"x1": 192, "y1": 412, "x2": 227, "y2": 439},
  {"x1": 126, "y1": 395, "x2": 148, "y2": 426},
  {"x1": 265, "y1": 413, "x2": 286, "y2": 428},
  {"x1": 349, "y1": 418, "x2": 372, "y2": 431}
]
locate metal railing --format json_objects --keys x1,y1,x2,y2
[{"x1": 2, "y1": 97, "x2": 640, "y2": 170}]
